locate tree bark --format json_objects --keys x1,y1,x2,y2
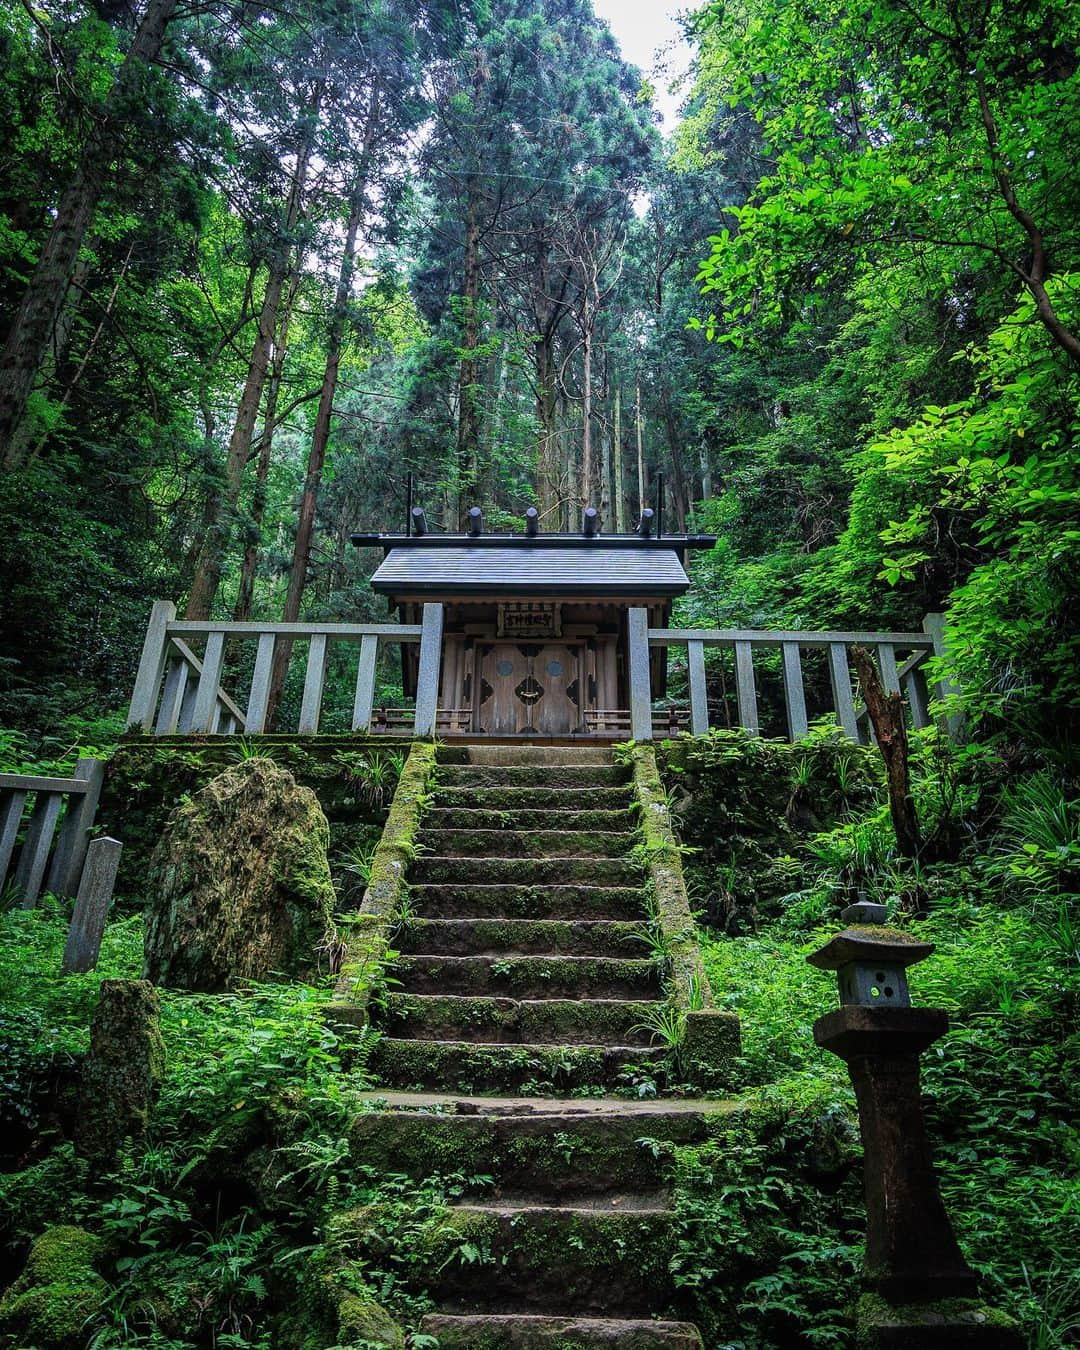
[
  {"x1": 635, "y1": 382, "x2": 646, "y2": 519},
  {"x1": 185, "y1": 95, "x2": 320, "y2": 620},
  {"x1": 581, "y1": 323, "x2": 593, "y2": 508},
  {"x1": 232, "y1": 265, "x2": 304, "y2": 622},
  {"x1": 0, "y1": 0, "x2": 179, "y2": 466},
  {"x1": 851, "y1": 645, "x2": 921, "y2": 860},
  {"x1": 455, "y1": 181, "x2": 483, "y2": 524},
  {"x1": 26, "y1": 242, "x2": 134, "y2": 465},
  {"x1": 973, "y1": 71, "x2": 1080, "y2": 370},
  {"x1": 613, "y1": 384, "x2": 625, "y2": 531},
  {"x1": 535, "y1": 324, "x2": 559, "y2": 518},
  {"x1": 265, "y1": 172, "x2": 368, "y2": 724},
  {"x1": 661, "y1": 389, "x2": 689, "y2": 532}
]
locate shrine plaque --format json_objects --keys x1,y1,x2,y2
[{"x1": 497, "y1": 603, "x2": 561, "y2": 638}]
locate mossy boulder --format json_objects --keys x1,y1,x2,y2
[
  {"x1": 74, "y1": 979, "x2": 164, "y2": 1163},
  {"x1": 144, "y1": 757, "x2": 337, "y2": 990},
  {"x1": 336, "y1": 1294, "x2": 405, "y2": 1348},
  {"x1": 0, "y1": 1225, "x2": 107, "y2": 1348}
]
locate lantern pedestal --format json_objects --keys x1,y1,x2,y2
[
  {"x1": 814, "y1": 1004, "x2": 974, "y2": 1303},
  {"x1": 814, "y1": 1004, "x2": 1023, "y2": 1347}
]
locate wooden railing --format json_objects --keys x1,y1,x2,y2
[
  {"x1": 127, "y1": 601, "x2": 445, "y2": 738},
  {"x1": 628, "y1": 609, "x2": 951, "y2": 743},
  {"x1": 1, "y1": 759, "x2": 105, "y2": 905}
]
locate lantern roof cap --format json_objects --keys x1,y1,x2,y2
[{"x1": 807, "y1": 926, "x2": 935, "y2": 972}]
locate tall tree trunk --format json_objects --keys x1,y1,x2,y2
[
  {"x1": 25, "y1": 242, "x2": 134, "y2": 465},
  {"x1": 0, "y1": 0, "x2": 179, "y2": 465},
  {"x1": 613, "y1": 384, "x2": 625, "y2": 531},
  {"x1": 635, "y1": 383, "x2": 646, "y2": 520},
  {"x1": 535, "y1": 329, "x2": 558, "y2": 518},
  {"x1": 581, "y1": 324, "x2": 593, "y2": 509},
  {"x1": 266, "y1": 183, "x2": 366, "y2": 723},
  {"x1": 532, "y1": 234, "x2": 562, "y2": 520},
  {"x1": 185, "y1": 99, "x2": 320, "y2": 620},
  {"x1": 700, "y1": 442, "x2": 713, "y2": 501},
  {"x1": 232, "y1": 265, "x2": 304, "y2": 621},
  {"x1": 661, "y1": 390, "x2": 689, "y2": 533},
  {"x1": 455, "y1": 180, "x2": 483, "y2": 525}
]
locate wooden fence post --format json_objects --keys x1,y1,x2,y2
[
  {"x1": 782, "y1": 642, "x2": 809, "y2": 740},
  {"x1": 687, "y1": 640, "x2": 709, "y2": 735},
  {"x1": 47, "y1": 757, "x2": 105, "y2": 897},
  {"x1": 298, "y1": 633, "x2": 330, "y2": 733},
  {"x1": 352, "y1": 633, "x2": 379, "y2": 732},
  {"x1": 829, "y1": 642, "x2": 862, "y2": 742},
  {"x1": 62, "y1": 837, "x2": 122, "y2": 974},
  {"x1": 414, "y1": 604, "x2": 444, "y2": 737},
  {"x1": 155, "y1": 657, "x2": 188, "y2": 735},
  {"x1": 734, "y1": 640, "x2": 760, "y2": 734},
  {"x1": 127, "y1": 601, "x2": 176, "y2": 731},
  {"x1": 245, "y1": 632, "x2": 276, "y2": 734},
  {"x1": 0, "y1": 788, "x2": 27, "y2": 888},
  {"x1": 628, "y1": 608, "x2": 653, "y2": 741},
  {"x1": 15, "y1": 791, "x2": 64, "y2": 907},
  {"x1": 922, "y1": 613, "x2": 963, "y2": 739},
  {"x1": 191, "y1": 631, "x2": 226, "y2": 733}
]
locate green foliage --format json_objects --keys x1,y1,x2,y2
[{"x1": 668, "y1": 732, "x2": 1078, "y2": 1346}]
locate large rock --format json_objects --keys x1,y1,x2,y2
[
  {"x1": 144, "y1": 757, "x2": 337, "y2": 990},
  {"x1": 0, "y1": 1225, "x2": 106, "y2": 1348},
  {"x1": 74, "y1": 979, "x2": 164, "y2": 1163}
]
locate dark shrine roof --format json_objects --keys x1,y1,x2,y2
[{"x1": 356, "y1": 533, "x2": 713, "y2": 598}]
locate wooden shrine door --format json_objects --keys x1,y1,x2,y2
[{"x1": 475, "y1": 643, "x2": 584, "y2": 735}]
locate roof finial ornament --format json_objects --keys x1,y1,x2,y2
[
  {"x1": 524, "y1": 506, "x2": 539, "y2": 537},
  {"x1": 467, "y1": 506, "x2": 483, "y2": 537},
  {"x1": 637, "y1": 508, "x2": 655, "y2": 539},
  {"x1": 582, "y1": 506, "x2": 599, "y2": 537}
]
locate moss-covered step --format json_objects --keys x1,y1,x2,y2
[
  {"x1": 348, "y1": 1103, "x2": 715, "y2": 1195},
  {"x1": 379, "y1": 994, "x2": 661, "y2": 1045},
  {"x1": 411, "y1": 856, "x2": 642, "y2": 886},
  {"x1": 334, "y1": 1203, "x2": 676, "y2": 1313},
  {"x1": 419, "y1": 1314, "x2": 704, "y2": 1348},
  {"x1": 370, "y1": 1038, "x2": 668, "y2": 1093},
  {"x1": 418, "y1": 829, "x2": 632, "y2": 859},
  {"x1": 437, "y1": 746, "x2": 615, "y2": 767},
  {"x1": 433, "y1": 786, "x2": 633, "y2": 812},
  {"x1": 408, "y1": 884, "x2": 646, "y2": 920},
  {"x1": 391, "y1": 954, "x2": 661, "y2": 998},
  {"x1": 427, "y1": 808, "x2": 635, "y2": 832},
  {"x1": 395, "y1": 918, "x2": 648, "y2": 957},
  {"x1": 436, "y1": 765, "x2": 630, "y2": 789}
]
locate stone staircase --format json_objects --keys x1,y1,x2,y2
[{"x1": 360, "y1": 745, "x2": 717, "y2": 1348}]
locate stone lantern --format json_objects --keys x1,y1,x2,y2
[{"x1": 807, "y1": 903, "x2": 1023, "y2": 1347}]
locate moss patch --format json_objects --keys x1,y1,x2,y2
[
  {"x1": 0, "y1": 1225, "x2": 106, "y2": 1348},
  {"x1": 144, "y1": 757, "x2": 337, "y2": 989},
  {"x1": 100, "y1": 736, "x2": 406, "y2": 902},
  {"x1": 328, "y1": 740, "x2": 436, "y2": 1022},
  {"x1": 74, "y1": 978, "x2": 164, "y2": 1163}
]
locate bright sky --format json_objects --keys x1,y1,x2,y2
[{"x1": 591, "y1": 1, "x2": 695, "y2": 130}]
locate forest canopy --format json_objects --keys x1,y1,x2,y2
[{"x1": 0, "y1": 0, "x2": 1077, "y2": 753}]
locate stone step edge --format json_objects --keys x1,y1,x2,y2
[
  {"x1": 448, "y1": 1201, "x2": 672, "y2": 1218},
  {"x1": 377, "y1": 1037, "x2": 667, "y2": 1054},
  {"x1": 385, "y1": 994, "x2": 661, "y2": 1006},
  {"x1": 353, "y1": 1090, "x2": 736, "y2": 1115},
  {"x1": 419, "y1": 1313, "x2": 705, "y2": 1349},
  {"x1": 413, "y1": 857, "x2": 640, "y2": 871},
  {"x1": 398, "y1": 954, "x2": 657, "y2": 968}
]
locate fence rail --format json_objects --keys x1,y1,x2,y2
[
  {"x1": 629, "y1": 609, "x2": 949, "y2": 743},
  {"x1": 0, "y1": 758, "x2": 105, "y2": 906},
  {"x1": 128, "y1": 601, "x2": 445, "y2": 738}
]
